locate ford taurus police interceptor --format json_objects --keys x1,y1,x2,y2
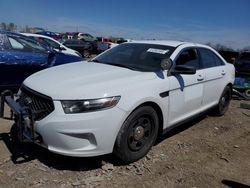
[{"x1": 1, "y1": 41, "x2": 235, "y2": 163}]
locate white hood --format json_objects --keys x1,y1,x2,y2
[{"x1": 23, "y1": 61, "x2": 157, "y2": 100}]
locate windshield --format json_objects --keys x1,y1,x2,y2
[{"x1": 93, "y1": 43, "x2": 175, "y2": 71}]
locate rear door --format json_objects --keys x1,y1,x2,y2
[
  {"x1": 168, "y1": 48, "x2": 205, "y2": 125},
  {"x1": 198, "y1": 48, "x2": 227, "y2": 108}
]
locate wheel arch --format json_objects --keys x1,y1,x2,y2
[
  {"x1": 135, "y1": 101, "x2": 164, "y2": 137},
  {"x1": 227, "y1": 82, "x2": 233, "y2": 91}
]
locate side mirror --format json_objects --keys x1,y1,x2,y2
[
  {"x1": 171, "y1": 65, "x2": 196, "y2": 75},
  {"x1": 161, "y1": 58, "x2": 173, "y2": 70}
]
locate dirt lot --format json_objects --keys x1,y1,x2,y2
[{"x1": 0, "y1": 100, "x2": 249, "y2": 188}]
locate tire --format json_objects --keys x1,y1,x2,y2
[
  {"x1": 214, "y1": 86, "x2": 232, "y2": 116},
  {"x1": 113, "y1": 106, "x2": 159, "y2": 163},
  {"x1": 83, "y1": 50, "x2": 90, "y2": 58},
  {"x1": 245, "y1": 89, "x2": 250, "y2": 99}
]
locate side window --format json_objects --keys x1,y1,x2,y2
[
  {"x1": 199, "y1": 48, "x2": 224, "y2": 68},
  {"x1": 34, "y1": 37, "x2": 47, "y2": 46},
  {"x1": 8, "y1": 37, "x2": 24, "y2": 50},
  {"x1": 175, "y1": 48, "x2": 200, "y2": 69},
  {"x1": 43, "y1": 38, "x2": 60, "y2": 49},
  {"x1": 214, "y1": 54, "x2": 225, "y2": 66}
]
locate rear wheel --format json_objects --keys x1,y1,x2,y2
[
  {"x1": 214, "y1": 86, "x2": 232, "y2": 116},
  {"x1": 244, "y1": 89, "x2": 250, "y2": 100},
  {"x1": 113, "y1": 106, "x2": 159, "y2": 163}
]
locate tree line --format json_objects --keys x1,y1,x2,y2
[
  {"x1": 0, "y1": 22, "x2": 17, "y2": 31},
  {"x1": 0, "y1": 22, "x2": 34, "y2": 33}
]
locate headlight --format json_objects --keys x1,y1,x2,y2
[{"x1": 61, "y1": 96, "x2": 120, "y2": 114}]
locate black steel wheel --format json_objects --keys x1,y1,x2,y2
[{"x1": 113, "y1": 106, "x2": 159, "y2": 163}]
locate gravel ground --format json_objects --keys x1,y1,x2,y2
[{"x1": 0, "y1": 100, "x2": 249, "y2": 188}]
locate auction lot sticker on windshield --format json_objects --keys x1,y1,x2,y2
[{"x1": 147, "y1": 48, "x2": 169, "y2": 54}]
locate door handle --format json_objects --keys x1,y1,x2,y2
[
  {"x1": 221, "y1": 70, "x2": 226, "y2": 75},
  {"x1": 197, "y1": 75, "x2": 204, "y2": 81}
]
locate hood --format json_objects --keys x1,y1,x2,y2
[{"x1": 23, "y1": 61, "x2": 157, "y2": 99}]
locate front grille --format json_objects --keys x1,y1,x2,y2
[{"x1": 18, "y1": 85, "x2": 54, "y2": 121}]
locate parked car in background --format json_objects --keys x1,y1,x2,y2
[
  {"x1": 79, "y1": 39, "x2": 98, "y2": 54},
  {"x1": 22, "y1": 33, "x2": 82, "y2": 57},
  {"x1": 1, "y1": 41, "x2": 235, "y2": 163},
  {"x1": 0, "y1": 30, "x2": 83, "y2": 91},
  {"x1": 234, "y1": 51, "x2": 250, "y2": 75},
  {"x1": 96, "y1": 37, "x2": 119, "y2": 53},
  {"x1": 77, "y1": 33, "x2": 96, "y2": 42},
  {"x1": 36, "y1": 31, "x2": 61, "y2": 40},
  {"x1": 63, "y1": 39, "x2": 92, "y2": 57},
  {"x1": 97, "y1": 41, "x2": 118, "y2": 53},
  {"x1": 233, "y1": 51, "x2": 250, "y2": 98},
  {"x1": 74, "y1": 33, "x2": 98, "y2": 54}
]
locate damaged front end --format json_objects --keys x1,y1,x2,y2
[{"x1": 0, "y1": 87, "x2": 54, "y2": 144}]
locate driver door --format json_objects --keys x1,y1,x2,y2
[{"x1": 168, "y1": 48, "x2": 205, "y2": 126}]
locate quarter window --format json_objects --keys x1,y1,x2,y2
[
  {"x1": 8, "y1": 37, "x2": 24, "y2": 50},
  {"x1": 7, "y1": 36, "x2": 47, "y2": 53}
]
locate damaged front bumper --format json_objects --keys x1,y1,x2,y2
[
  {"x1": 1, "y1": 90, "x2": 127, "y2": 157},
  {"x1": 0, "y1": 90, "x2": 42, "y2": 143}
]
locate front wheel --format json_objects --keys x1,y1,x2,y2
[
  {"x1": 214, "y1": 86, "x2": 232, "y2": 116},
  {"x1": 113, "y1": 106, "x2": 159, "y2": 163}
]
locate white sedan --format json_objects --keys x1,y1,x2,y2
[
  {"x1": 1, "y1": 41, "x2": 235, "y2": 163},
  {"x1": 22, "y1": 33, "x2": 82, "y2": 57}
]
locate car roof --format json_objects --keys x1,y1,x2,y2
[
  {"x1": 128, "y1": 40, "x2": 187, "y2": 47},
  {"x1": 128, "y1": 40, "x2": 210, "y2": 48},
  {"x1": 21, "y1": 33, "x2": 59, "y2": 42}
]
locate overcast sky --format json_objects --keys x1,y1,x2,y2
[{"x1": 0, "y1": 0, "x2": 249, "y2": 49}]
